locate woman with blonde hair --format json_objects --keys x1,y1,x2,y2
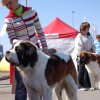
[{"x1": 1, "y1": 0, "x2": 48, "y2": 99}]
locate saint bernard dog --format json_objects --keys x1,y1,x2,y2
[
  {"x1": 5, "y1": 40, "x2": 78, "y2": 100},
  {"x1": 77, "y1": 51, "x2": 100, "y2": 90}
]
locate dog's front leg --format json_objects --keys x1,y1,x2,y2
[
  {"x1": 25, "y1": 85, "x2": 41, "y2": 100},
  {"x1": 85, "y1": 66, "x2": 95, "y2": 90},
  {"x1": 95, "y1": 73, "x2": 100, "y2": 90},
  {"x1": 43, "y1": 88, "x2": 52, "y2": 100},
  {"x1": 88, "y1": 73, "x2": 95, "y2": 90}
]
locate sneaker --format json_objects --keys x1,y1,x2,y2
[
  {"x1": 85, "y1": 88, "x2": 90, "y2": 91},
  {"x1": 79, "y1": 88, "x2": 87, "y2": 91}
]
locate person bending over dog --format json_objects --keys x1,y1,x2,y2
[{"x1": 1, "y1": 0, "x2": 49, "y2": 100}]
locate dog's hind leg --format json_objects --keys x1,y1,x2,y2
[
  {"x1": 55, "y1": 82, "x2": 63, "y2": 100},
  {"x1": 64, "y1": 75, "x2": 78, "y2": 100}
]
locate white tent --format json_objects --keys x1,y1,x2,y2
[{"x1": 43, "y1": 17, "x2": 78, "y2": 54}]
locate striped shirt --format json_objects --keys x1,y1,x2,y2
[{"x1": 4, "y1": 5, "x2": 48, "y2": 49}]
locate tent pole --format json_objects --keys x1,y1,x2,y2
[
  {"x1": 72, "y1": 11, "x2": 75, "y2": 28},
  {"x1": 26, "y1": 0, "x2": 27, "y2": 7}
]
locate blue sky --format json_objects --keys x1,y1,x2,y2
[{"x1": 0, "y1": 0, "x2": 100, "y2": 53}]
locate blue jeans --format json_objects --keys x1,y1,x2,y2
[{"x1": 15, "y1": 68, "x2": 27, "y2": 100}]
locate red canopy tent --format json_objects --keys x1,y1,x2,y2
[
  {"x1": 43, "y1": 17, "x2": 78, "y2": 39},
  {"x1": 43, "y1": 17, "x2": 78, "y2": 54}
]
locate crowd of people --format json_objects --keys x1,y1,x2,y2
[{"x1": 1, "y1": 0, "x2": 100, "y2": 99}]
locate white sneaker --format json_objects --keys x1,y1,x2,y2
[{"x1": 79, "y1": 88, "x2": 87, "y2": 91}]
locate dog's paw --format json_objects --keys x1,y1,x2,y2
[{"x1": 89, "y1": 87, "x2": 95, "y2": 91}]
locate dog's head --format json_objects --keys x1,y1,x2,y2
[
  {"x1": 76, "y1": 51, "x2": 92, "y2": 66},
  {"x1": 5, "y1": 40, "x2": 38, "y2": 69}
]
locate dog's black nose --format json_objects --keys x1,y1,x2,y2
[{"x1": 6, "y1": 51, "x2": 10, "y2": 54}]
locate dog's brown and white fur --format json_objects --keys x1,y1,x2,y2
[
  {"x1": 78, "y1": 51, "x2": 100, "y2": 90},
  {"x1": 5, "y1": 40, "x2": 78, "y2": 100}
]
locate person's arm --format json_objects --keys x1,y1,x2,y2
[
  {"x1": 32, "y1": 10, "x2": 48, "y2": 53},
  {"x1": 91, "y1": 45, "x2": 95, "y2": 53},
  {"x1": 4, "y1": 18, "x2": 17, "y2": 44},
  {"x1": 94, "y1": 41, "x2": 99, "y2": 54},
  {"x1": 75, "y1": 34, "x2": 84, "y2": 52},
  {"x1": 89, "y1": 35, "x2": 95, "y2": 53},
  {"x1": 92, "y1": 43, "x2": 96, "y2": 53}
]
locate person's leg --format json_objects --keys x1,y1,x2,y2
[
  {"x1": 15, "y1": 68, "x2": 27, "y2": 100},
  {"x1": 84, "y1": 67, "x2": 91, "y2": 88},
  {"x1": 78, "y1": 65, "x2": 85, "y2": 88}
]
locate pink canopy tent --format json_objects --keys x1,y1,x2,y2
[{"x1": 43, "y1": 17, "x2": 78, "y2": 54}]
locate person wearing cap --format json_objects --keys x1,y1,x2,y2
[
  {"x1": 94, "y1": 34, "x2": 100, "y2": 54},
  {"x1": 1, "y1": 0, "x2": 48, "y2": 100}
]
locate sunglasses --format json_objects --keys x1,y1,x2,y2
[{"x1": 6, "y1": 1, "x2": 12, "y2": 7}]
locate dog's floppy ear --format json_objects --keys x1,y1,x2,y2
[
  {"x1": 18, "y1": 42, "x2": 38, "y2": 67},
  {"x1": 28, "y1": 45, "x2": 38, "y2": 67},
  {"x1": 82, "y1": 52, "x2": 91, "y2": 64},
  {"x1": 86, "y1": 52, "x2": 91, "y2": 58}
]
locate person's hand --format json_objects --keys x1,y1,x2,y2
[
  {"x1": 42, "y1": 48, "x2": 50, "y2": 55},
  {"x1": 12, "y1": 39, "x2": 19, "y2": 44}
]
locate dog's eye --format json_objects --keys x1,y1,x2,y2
[{"x1": 15, "y1": 46, "x2": 23, "y2": 53}]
